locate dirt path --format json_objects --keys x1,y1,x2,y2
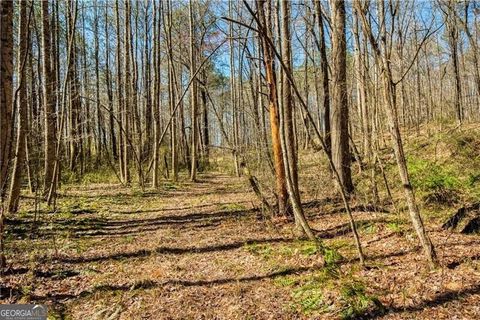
[{"x1": 2, "y1": 173, "x2": 480, "y2": 319}]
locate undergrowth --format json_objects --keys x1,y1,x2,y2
[{"x1": 247, "y1": 240, "x2": 383, "y2": 318}]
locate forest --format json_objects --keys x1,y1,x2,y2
[{"x1": 0, "y1": 0, "x2": 480, "y2": 319}]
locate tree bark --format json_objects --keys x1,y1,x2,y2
[
  {"x1": 8, "y1": 0, "x2": 29, "y2": 213},
  {"x1": 0, "y1": 0, "x2": 14, "y2": 269},
  {"x1": 314, "y1": 0, "x2": 331, "y2": 157},
  {"x1": 330, "y1": 0, "x2": 354, "y2": 194},
  {"x1": 0, "y1": 0, "x2": 14, "y2": 201},
  {"x1": 257, "y1": 0, "x2": 288, "y2": 216},
  {"x1": 189, "y1": 0, "x2": 198, "y2": 181},
  {"x1": 41, "y1": 0, "x2": 57, "y2": 197}
]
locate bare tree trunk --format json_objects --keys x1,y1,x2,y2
[
  {"x1": 166, "y1": 0, "x2": 178, "y2": 182},
  {"x1": 123, "y1": 0, "x2": 132, "y2": 184},
  {"x1": 94, "y1": 0, "x2": 101, "y2": 164},
  {"x1": 0, "y1": 0, "x2": 14, "y2": 201},
  {"x1": 115, "y1": 0, "x2": 125, "y2": 183},
  {"x1": 201, "y1": 69, "x2": 209, "y2": 165},
  {"x1": 143, "y1": 1, "x2": 152, "y2": 160},
  {"x1": 330, "y1": 0, "x2": 354, "y2": 194},
  {"x1": 68, "y1": 0, "x2": 81, "y2": 173},
  {"x1": 228, "y1": 1, "x2": 241, "y2": 178},
  {"x1": 81, "y1": 3, "x2": 91, "y2": 167},
  {"x1": 280, "y1": 0, "x2": 313, "y2": 236},
  {"x1": 41, "y1": 0, "x2": 57, "y2": 197},
  {"x1": 189, "y1": 0, "x2": 198, "y2": 181},
  {"x1": 0, "y1": 0, "x2": 14, "y2": 269},
  {"x1": 8, "y1": 0, "x2": 29, "y2": 213},
  {"x1": 446, "y1": 2, "x2": 463, "y2": 123},
  {"x1": 257, "y1": 0, "x2": 288, "y2": 216},
  {"x1": 152, "y1": 0, "x2": 161, "y2": 188},
  {"x1": 46, "y1": 0, "x2": 78, "y2": 206},
  {"x1": 314, "y1": 0, "x2": 331, "y2": 157}
]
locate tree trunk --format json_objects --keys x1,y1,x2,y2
[
  {"x1": 0, "y1": 0, "x2": 14, "y2": 201},
  {"x1": 123, "y1": 0, "x2": 132, "y2": 184},
  {"x1": 330, "y1": 0, "x2": 354, "y2": 194},
  {"x1": 166, "y1": 0, "x2": 178, "y2": 182},
  {"x1": 152, "y1": 0, "x2": 161, "y2": 188},
  {"x1": 280, "y1": 0, "x2": 312, "y2": 235},
  {"x1": 189, "y1": 0, "x2": 198, "y2": 181},
  {"x1": 104, "y1": 1, "x2": 116, "y2": 161},
  {"x1": 314, "y1": 0, "x2": 331, "y2": 157},
  {"x1": 8, "y1": 0, "x2": 29, "y2": 213},
  {"x1": 41, "y1": 0, "x2": 57, "y2": 197},
  {"x1": 68, "y1": 0, "x2": 80, "y2": 173},
  {"x1": 257, "y1": 0, "x2": 288, "y2": 216},
  {"x1": 446, "y1": 2, "x2": 463, "y2": 123},
  {"x1": 115, "y1": 0, "x2": 125, "y2": 183},
  {"x1": 0, "y1": 0, "x2": 14, "y2": 269}
]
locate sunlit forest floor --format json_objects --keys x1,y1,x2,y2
[{"x1": 1, "y1": 124, "x2": 480, "y2": 319}]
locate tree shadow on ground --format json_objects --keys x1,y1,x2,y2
[
  {"x1": 4, "y1": 247, "x2": 417, "y2": 304},
  {"x1": 29, "y1": 264, "x2": 322, "y2": 302},
  {"x1": 111, "y1": 200, "x2": 252, "y2": 214},
  {"x1": 58, "y1": 191, "x2": 167, "y2": 199},
  {"x1": 2, "y1": 267, "x2": 80, "y2": 279},
  {"x1": 313, "y1": 218, "x2": 389, "y2": 239},
  {"x1": 446, "y1": 253, "x2": 480, "y2": 269},
  {"x1": 29, "y1": 245, "x2": 455, "y2": 306},
  {"x1": 58, "y1": 227, "x2": 414, "y2": 265},
  {"x1": 369, "y1": 283, "x2": 480, "y2": 319},
  {"x1": 6, "y1": 208, "x2": 260, "y2": 240},
  {"x1": 58, "y1": 236, "x2": 294, "y2": 264}
]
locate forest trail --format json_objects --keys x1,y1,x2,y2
[{"x1": 2, "y1": 172, "x2": 480, "y2": 319}]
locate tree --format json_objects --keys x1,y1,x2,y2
[
  {"x1": 354, "y1": 0, "x2": 437, "y2": 264},
  {"x1": 280, "y1": 0, "x2": 315, "y2": 237},
  {"x1": 115, "y1": 0, "x2": 125, "y2": 183},
  {"x1": 228, "y1": 0, "x2": 241, "y2": 177},
  {"x1": 41, "y1": 0, "x2": 57, "y2": 197},
  {"x1": 256, "y1": 0, "x2": 288, "y2": 216},
  {"x1": 0, "y1": 0, "x2": 14, "y2": 269},
  {"x1": 152, "y1": 0, "x2": 161, "y2": 188},
  {"x1": 330, "y1": 0, "x2": 354, "y2": 195},
  {"x1": 443, "y1": 1, "x2": 463, "y2": 123},
  {"x1": 165, "y1": 0, "x2": 178, "y2": 182},
  {"x1": 189, "y1": 0, "x2": 198, "y2": 181},
  {"x1": 123, "y1": 0, "x2": 132, "y2": 184},
  {"x1": 314, "y1": 0, "x2": 331, "y2": 157},
  {"x1": 7, "y1": 0, "x2": 29, "y2": 213}
]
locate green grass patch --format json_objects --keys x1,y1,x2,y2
[
  {"x1": 386, "y1": 219, "x2": 406, "y2": 234},
  {"x1": 408, "y1": 157, "x2": 461, "y2": 204}
]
